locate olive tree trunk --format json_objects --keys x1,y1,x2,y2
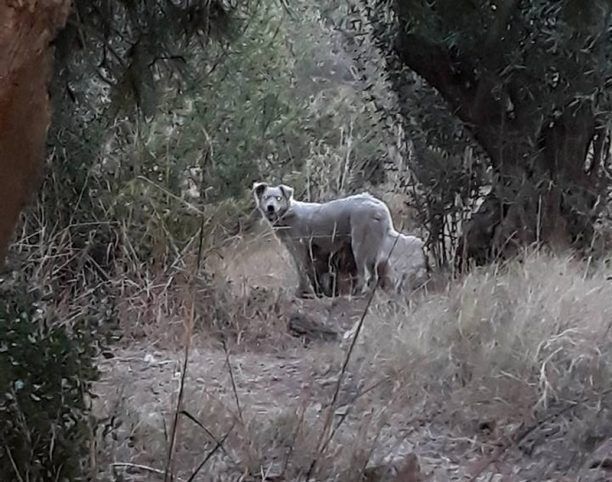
[{"x1": 392, "y1": 30, "x2": 608, "y2": 267}]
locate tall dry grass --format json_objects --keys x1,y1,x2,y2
[
  {"x1": 93, "y1": 247, "x2": 612, "y2": 480},
  {"x1": 358, "y1": 251, "x2": 612, "y2": 465}
]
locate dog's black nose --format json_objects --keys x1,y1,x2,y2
[{"x1": 267, "y1": 205, "x2": 275, "y2": 213}]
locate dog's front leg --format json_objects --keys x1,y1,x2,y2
[
  {"x1": 292, "y1": 240, "x2": 317, "y2": 299},
  {"x1": 295, "y1": 263, "x2": 316, "y2": 298}
]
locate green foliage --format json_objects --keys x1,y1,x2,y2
[
  {"x1": 0, "y1": 280, "x2": 99, "y2": 481},
  {"x1": 36, "y1": 0, "x2": 395, "y2": 267},
  {"x1": 117, "y1": 0, "x2": 390, "y2": 204},
  {"x1": 345, "y1": 0, "x2": 612, "y2": 263},
  {"x1": 45, "y1": 0, "x2": 248, "y2": 228},
  {"x1": 359, "y1": 0, "x2": 612, "y2": 162},
  {"x1": 162, "y1": 3, "x2": 306, "y2": 200}
]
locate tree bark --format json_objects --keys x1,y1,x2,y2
[
  {"x1": 0, "y1": 0, "x2": 71, "y2": 263},
  {"x1": 454, "y1": 99, "x2": 601, "y2": 268}
]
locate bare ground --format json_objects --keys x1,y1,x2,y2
[{"x1": 92, "y1": 233, "x2": 612, "y2": 481}]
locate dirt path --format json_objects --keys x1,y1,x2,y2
[
  {"x1": 94, "y1": 341, "x2": 468, "y2": 481},
  {"x1": 95, "y1": 345, "x2": 326, "y2": 428},
  {"x1": 94, "y1": 331, "x2": 607, "y2": 482}
]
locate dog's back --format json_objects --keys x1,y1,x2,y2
[{"x1": 290, "y1": 192, "x2": 391, "y2": 250}]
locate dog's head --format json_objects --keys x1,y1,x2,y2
[{"x1": 252, "y1": 182, "x2": 294, "y2": 222}]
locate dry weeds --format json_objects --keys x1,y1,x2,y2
[{"x1": 8, "y1": 216, "x2": 612, "y2": 480}]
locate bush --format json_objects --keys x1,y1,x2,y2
[{"x1": 0, "y1": 281, "x2": 99, "y2": 481}]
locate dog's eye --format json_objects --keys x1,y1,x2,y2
[{"x1": 276, "y1": 196, "x2": 282, "y2": 201}]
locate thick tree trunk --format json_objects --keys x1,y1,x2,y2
[
  {"x1": 391, "y1": 27, "x2": 605, "y2": 267},
  {"x1": 0, "y1": 0, "x2": 71, "y2": 263},
  {"x1": 456, "y1": 104, "x2": 601, "y2": 268}
]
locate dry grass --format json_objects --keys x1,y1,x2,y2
[
  {"x1": 357, "y1": 250, "x2": 612, "y2": 472},
  {"x1": 93, "y1": 358, "x2": 411, "y2": 481},
  {"x1": 8, "y1": 206, "x2": 612, "y2": 481},
  {"x1": 362, "y1": 251, "x2": 612, "y2": 400},
  {"x1": 92, "y1": 248, "x2": 612, "y2": 480}
]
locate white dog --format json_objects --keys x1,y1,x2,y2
[
  {"x1": 253, "y1": 182, "x2": 393, "y2": 297},
  {"x1": 376, "y1": 230, "x2": 429, "y2": 294}
]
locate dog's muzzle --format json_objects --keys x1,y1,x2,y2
[{"x1": 265, "y1": 206, "x2": 276, "y2": 221}]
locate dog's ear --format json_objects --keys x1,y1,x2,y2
[
  {"x1": 279, "y1": 184, "x2": 294, "y2": 200},
  {"x1": 252, "y1": 182, "x2": 268, "y2": 203}
]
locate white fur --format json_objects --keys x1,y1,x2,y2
[
  {"x1": 253, "y1": 182, "x2": 393, "y2": 296},
  {"x1": 377, "y1": 230, "x2": 428, "y2": 294}
]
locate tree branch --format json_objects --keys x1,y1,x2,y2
[
  {"x1": 393, "y1": 30, "x2": 509, "y2": 162},
  {"x1": 394, "y1": 31, "x2": 476, "y2": 116}
]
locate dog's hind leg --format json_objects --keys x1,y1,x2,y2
[
  {"x1": 350, "y1": 238, "x2": 367, "y2": 295},
  {"x1": 351, "y1": 235, "x2": 378, "y2": 295},
  {"x1": 353, "y1": 223, "x2": 389, "y2": 294}
]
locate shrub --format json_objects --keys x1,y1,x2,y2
[{"x1": 0, "y1": 280, "x2": 99, "y2": 481}]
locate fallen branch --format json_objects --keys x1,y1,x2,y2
[{"x1": 112, "y1": 462, "x2": 184, "y2": 480}]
